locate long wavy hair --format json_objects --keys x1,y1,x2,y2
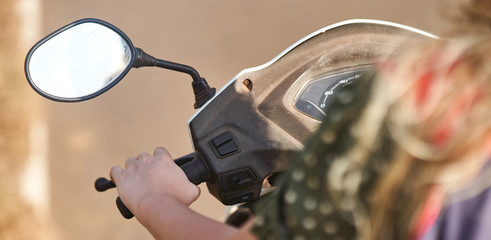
[{"x1": 357, "y1": 0, "x2": 491, "y2": 238}]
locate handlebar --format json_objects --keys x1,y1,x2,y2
[{"x1": 94, "y1": 153, "x2": 210, "y2": 219}]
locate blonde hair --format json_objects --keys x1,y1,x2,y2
[{"x1": 358, "y1": 1, "x2": 491, "y2": 238}]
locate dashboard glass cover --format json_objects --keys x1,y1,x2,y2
[{"x1": 294, "y1": 67, "x2": 374, "y2": 120}]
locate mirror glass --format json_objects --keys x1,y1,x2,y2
[{"x1": 26, "y1": 22, "x2": 133, "y2": 100}]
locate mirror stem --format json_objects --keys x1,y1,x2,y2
[{"x1": 133, "y1": 48, "x2": 215, "y2": 108}]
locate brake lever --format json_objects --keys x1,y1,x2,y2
[{"x1": 94, "y1": 177, "x2": 134, "y2": 219}]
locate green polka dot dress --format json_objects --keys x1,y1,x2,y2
[{"x1": 252, "y1": 71, "x2": 394, "y2": 239}]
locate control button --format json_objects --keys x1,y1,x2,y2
[
  {"x1": 236, "y1": 192, "x2": 254, "y2": 202},
  {"x1": 230, "y1": 176, "x2": 240, "y2": 185},
  {"x1": 227, "y1": 192, "x2": 254, "y2": 204},
  {"x1": 212, "y1": 132, "x2": 232, "y2": 147},
  {"x1": 211, "y1": 132, "x2": 239, "y2": 157},
  {"x1": 217, "y1": 140, "x2": 238, "y2": 156},
  {"x1": 222, "y1": 169, "x2": 256, "y2": 189}
]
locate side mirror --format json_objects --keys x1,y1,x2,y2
[
  {"x1": 25, "y1": 18, "x2": 136, "y2": 102},
  {"x1": 25, "y1": 18, "x2": 215, "y2": 107}
]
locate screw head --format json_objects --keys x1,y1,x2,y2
[{"x1": 243, "y1": 79, "x2": 251, "y2": 86}]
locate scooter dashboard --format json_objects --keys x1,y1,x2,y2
[
  {"x1": 294, "y1": 68, "x2": 373, "y2": 121},
  {"x1": 189, "y1": 20, "x2": 433, "y2": 205}
]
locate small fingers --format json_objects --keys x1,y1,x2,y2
[
  {"x1": 154, "y1": 147, "x2": 174, "y2": 163},
  {"x1": 125, "y1": 157, "x2": 137, "y2": 169},
  {"x1": 137, "y1": 152, "x2": 151, "y2": 160},
  {"x1": 154, "y1": 147, "x2": 170, "y2": 156},
  {"x1": 110, "y1": 166, "x2": 124, "y2": 184}
]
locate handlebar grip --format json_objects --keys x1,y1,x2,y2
[
  {"x1": 111, "y1": 158, "x2": 210, "y2": 219},
  {"x1": 95, "y1": 153, "x2": 210, "y2": 220},
  {"x1": 95, "y1": 177, "x2": 116, "y2": 192},
  {"x1": 181, "y1": 157, "x2": 211, "y2": 185}
]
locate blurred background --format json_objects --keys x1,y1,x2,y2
[{"x1": 1, "y1": 0, "x2": 446, "y2": 239}]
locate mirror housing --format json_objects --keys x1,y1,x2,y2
[{"x1": 25, "y1": 18, "x2": 136, "y2": 102}]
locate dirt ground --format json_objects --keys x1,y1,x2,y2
[
  {"x1": 14, "y1": 0, "x2": 444, "y2": 239},
  {"x1": 0, "y1": 0, "x2": 53, "y2": 239}
]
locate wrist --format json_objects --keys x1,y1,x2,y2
[{"x1": 135, "y1": 194, "x2": 181, "y2": 219}]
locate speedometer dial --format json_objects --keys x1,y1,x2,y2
[{"x1": 294, "y1": 68, "x2": 373, "y2": 120}]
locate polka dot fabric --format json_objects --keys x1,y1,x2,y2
[{"x1": 252, "y1": 71, "x2": 393, "y2": 239}]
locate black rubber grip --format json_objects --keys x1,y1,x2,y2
[
  {"x1": 95, "y1": 177, "x2": 116, "y2": 192},
  {"x1": 95, "y1": 154, "x2": 210, "y2": 220}
]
